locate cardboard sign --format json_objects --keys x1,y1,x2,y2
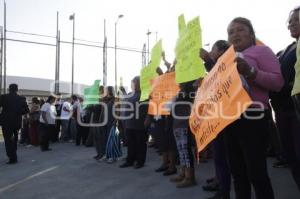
[{"x1": 189, "y1": 46, "x2": 252, "y2": 152}]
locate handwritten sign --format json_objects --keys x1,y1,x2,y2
[
  {"x1": 175, "y1": 16, "x2": 206, "y2": 83},
  {"x1": 189, "y1": 46, "x2": 252, "y2": 152},
  {"x1": 148, "y1": 72, "x2": 180, "y2": 115}
]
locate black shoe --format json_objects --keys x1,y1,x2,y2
[
  {"x1": 155, "y1": 166, "x2": 168, "y2": 172},
  {"x1": 6, "y1": 160, "x2": 18, "y2": 164},
  {"x1": 163, "y1": 168, "x2": 177, "y2": 176},
  {"x1": 41, "y1": 148, "x2": 52, "y2": 152},
  {"x1": 134, "y1": 164, "x2": 144, "y2": 169},
  {"x1": 202, "y1": 182, "x2": 219, "y2": 192},
  {"x1": 93, "y1": 155, "x2": 103, "y2": 160},
  {"x1": 207, "y1": 191, "x2": 230, "y2": 199},
  {"x1": 206, "y1": 177, "x2": 216, "y2": 184},
  {"x1": 119, "y1": 162, "x2": 133, "y2": 168}
]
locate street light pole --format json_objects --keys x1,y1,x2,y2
[
  {"x1": 146, "y1": 29, "x2": 151, "y2": 64},
  {"x1": 3, "y1": 1, "x2": 6, "y2": 94},
  {"x1": 69, "y1": 13, "x2": 75, "y2": 96},
  {"x1": 114, "y1": 14, "x2": 123, "y2": 92}
]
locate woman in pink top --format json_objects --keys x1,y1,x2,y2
[{"x1": 225, "y1": 17, "x2": 284, "y2": 199}]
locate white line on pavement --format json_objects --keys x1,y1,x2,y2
[{"x1": 0, "y1": 166, "x2": 59, "y2": 193}]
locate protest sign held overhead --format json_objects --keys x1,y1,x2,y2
[{"x1": 175, "y1": 15, "x2": 206, "y2": 83}]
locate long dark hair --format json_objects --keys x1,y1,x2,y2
[
  {"x1": 132, "y1": 76, "x2": 140, "y2": 92},
  {"x1": 103, "y1": 86, "x2": 115, "y2": 103}
]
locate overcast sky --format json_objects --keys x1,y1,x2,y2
[{"x1": 0, "y1": 0, "x2": 299, "y2": 91}]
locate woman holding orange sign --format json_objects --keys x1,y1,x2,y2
[{"x1": 225, "y1": 17, "x2": 284, "y2": 199}]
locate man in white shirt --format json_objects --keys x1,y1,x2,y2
[
  {"x1": 39, "y1": 96, "x2": 57, "y2": 151},
  {"x1": 60, "y1": 97, "x2": 73, "y2": 141}
]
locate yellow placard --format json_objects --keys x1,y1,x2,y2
[{"x1": 175, "y1": 16, "x2": 206, "y2": 83}]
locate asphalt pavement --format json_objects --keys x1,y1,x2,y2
[{"x1": 0, "y1": 142, "x2": 299, "y2": 199}]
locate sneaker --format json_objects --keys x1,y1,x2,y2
[
  {"x1": 207, "y1": 191, "x2": 230, "y2": 199},
  {"x1": 98, "y1": 156, "x2": 107, "y2": 162},
  {"x1": 119, "y1": 162, "x2": 133, "y2": 168},
  {"x1": 107, "y1": 158, "x2": 115, "y2": 164},
  {"x1": 202, "y1": 181, "x2": 219, "y2": 192}
]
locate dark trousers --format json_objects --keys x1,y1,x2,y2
[
  {"x1": 118, "y1": 120, "x2": 127, "y2": 146},
  {"x1": 20, "y1": 125, "x2": 29, "y2": 144},
  {"x1": 126, "y1": 128, "x2": 148, "y2": 166},
  {"x1": 76, "y1": 123, "x2": 89, "y2": 145},
  {"x1": 2, "y1": 126, "x2": 18, "y2": 161},
  {"x1": 93, "y1": 126, "x2": 110, "y2": 157},
  {"x1": 213, "y1": 132, "x2": 231, "y2": 193},
  {"x1": 275, "y1": 110, "x2": 300, "y2": 191},
  {"x1": 39, "y1": 123, "x2": 55, "y2": 150},
  {"x1": 266, "y1": 110, "x2": 282, "y2": 158},
  {"x1": 293, "y1": 95, "x2": 300, "y2": 122},
  {"x1": 52, "y1": 120, "x2": 61, "y2": 142},
  {"x1": 225, "y1": 111, "x2": 274, "y2": 199}
]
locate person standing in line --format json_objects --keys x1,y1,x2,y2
[
  {"x1": 225, "y1": 17, "x2": 283, "y2": 199},
  {"x1": 53, "y1": 94, "x2": 63, "y2": 143},
  {"x1": 200, "y1": 40, "x2": 231, "y2": 199},
  {"x1": 119, "y1": 76, "x2": 148, "y2": 169},
  {"x1": 29, "y1": 97, "x2": 40, "y2": 146},
  {"x1": 0, "y1": 84, "x2": 29, "y2": 164},
  {"x1": 60, "y1": 97, "x2": 72, "y2": 142},
  {"x1": 39, "y1": 96, "x2": 57, "y2": 151}
]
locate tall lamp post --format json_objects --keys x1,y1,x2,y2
[
  {"x1": 146, "y1": 29, "x2": 151, "y2": 64},
  {"x1": 69, "y1": 13, "x2": 75, "y2": 96},
  {"x1": 114, "y1": 14, "x2": 124, "y2": 92}
]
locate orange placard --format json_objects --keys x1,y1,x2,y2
[
  {"x1": 148, "y1": 72, "x2": 180, "y2": 115},
  {"x1": 189, "y1": 46, "x2": 252, "y2": 152}
]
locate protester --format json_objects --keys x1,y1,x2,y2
[
  {"x1": 270, "y1": 6, "x2": 300, "y2": 191},
  {"x1": 39, "y1": 96, "x2": 57, "y2": 151},
  {"x1": 53, "y1": 94, "x2": 63, "y2": 143},
  {"x1": 101, "y1": 86, "x2": 121, "y2": 163},
  {"x1": 170, "y1": 80, "x2": 197, "y2": 188},
  {"x1": 225, "y1": 17, "x2": 284, "y2": 199},
  {"x1": 293, "y1": 7, "x2": 300, "y2": 123},
  {"x1": 75, "y1": 97, "x2": 89, "y2": 146},
  {"x1": 120, "y1": 76, "x2": 148, "y2": 169},
  {"x1": 19, "y1": 114, "x2": 30, "y2": 145},
  {"x1": 117, "y1": 86, "x2": 128, "y2": 146},
  {"x1": 86, "y1": 86, "x2": 105, "y2": 147},
  {"x1": 200, "y1": 40, "x2": 231, "y2": 199},
  {"x1": 29, "y1": 97, "x2": 40, "y2": 146},
  {"x1": 70, "y1": 95, "x2": 79, "y2": 142},
  {"x1": 0, "y1": 84, "x2": 29, "y2": 164},
  {"x1": 60, "y1": 97, "x2": 72, "y2": 142}
]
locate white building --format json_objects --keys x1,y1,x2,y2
[{"x1": 5, "y1": 76, "x2": 89, "y2": 99}]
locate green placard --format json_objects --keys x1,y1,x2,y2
[
  {"x1": 140, "y1": 66, "x2": 157, "y2": 101},
  {"x1": 83, "y1": 80, "x2": 100, "y2": 106},
  {"x1": 175, "y1": 16, "x2": 206, "y2": 83}
]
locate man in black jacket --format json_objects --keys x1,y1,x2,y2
[{"x1": 0, "y1": 84, "x2": 29, "y2": 164}]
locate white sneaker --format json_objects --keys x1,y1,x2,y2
[
  {"x1": 98, "y1": 156, "x2": 107, "y2": 162},
  {"x1": 106, "y1": 158, "x2": 115, "y2": 164}
]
